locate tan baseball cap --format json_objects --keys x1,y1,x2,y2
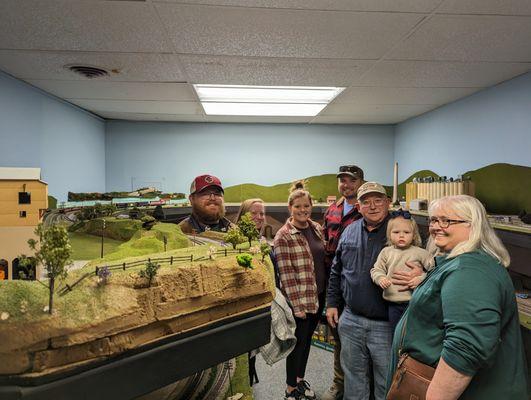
[{"x1": 357, "y1": 181, "x2": 387, "y2": 201}]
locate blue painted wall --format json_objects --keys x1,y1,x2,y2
[
  {"x1": 0, "y1": 71, "x2": 105, "y2": 201},
  {"x1": 105, "y1": 122, "x2": 395, "y2": 194},
  {"x1": 395, "y1": 72, "x2": 531, "y2": 182}
]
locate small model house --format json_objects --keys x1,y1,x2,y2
[{"x1": 0, "y1": 167, "x2": 48, "y2": 280}]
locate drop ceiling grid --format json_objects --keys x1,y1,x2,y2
[
  {"x1": 154, "y1": 0, "x2": 443, "y2": 13},
  {"x1": 0, "y1": 0, "x2": 529, "y2": 123}
]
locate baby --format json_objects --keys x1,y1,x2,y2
[{"x1": 370, "y1": 211, "x2": 431, "y2": 331}]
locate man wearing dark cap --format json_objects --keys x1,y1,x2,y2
[
  {"x1": 178, "y1": 174, "x2": 234, "y2": 234},
  {"x1": 322, "y1": 165, "x2": 365, "y2": 400}
]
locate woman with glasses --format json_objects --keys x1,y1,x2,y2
[{"x1": 386, "y1": 195, "x2": 527, "y2": 400}]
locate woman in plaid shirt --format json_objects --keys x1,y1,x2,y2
[{"x1": 274, "y1": 181, "x2": 326, "y2": 400}]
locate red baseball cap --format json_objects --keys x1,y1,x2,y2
[{"x1": 190, "y1": 174, "x2": 224, "y2": 195}]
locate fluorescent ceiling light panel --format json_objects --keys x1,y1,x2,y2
[
  {"x1": 194, "y1": 84, "x2": 344, "y2": 116},
  {"x1": 202, "y1": 102, "x2": 327, "y2": 116}
]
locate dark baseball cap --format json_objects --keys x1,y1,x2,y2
[
  {"x1": 337, "y1": 165, "x2": 364, "y2": 179},
  {"x1": 190, "y1": 174, "x2": 224, "y2": 195}
]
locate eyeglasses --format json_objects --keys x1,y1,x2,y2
[
  {"x1": 359, "y1": 198, "x2": 386, "y2": 208},
  {"x1": 197, "y1": 190, "x2": 223, "y2": 198},
  {"x1": 428, "y1": 217, "x2": 468, "y2": 228}
]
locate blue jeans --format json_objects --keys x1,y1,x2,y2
[{"x1": 338, "y1": 307, "x2": 393, "y2": 400}]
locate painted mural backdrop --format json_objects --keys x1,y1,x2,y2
[{"x1": 225, "y1": 163, "x2": 531, "y2": 216}]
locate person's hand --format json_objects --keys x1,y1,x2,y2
[
  {"x1": 294, "y1": 311, "x2": 306, "y2": 319},
  {"x1": 392, "y1": 261, "x2": 423, "y2": 291},
  {"x1": 326, "y1": 307, "x2": 339, "y2": 328},
  {"x1": 379, "y1": 277, "x2": 392, "y2": 289},
  {"x1": 408, "y1": 275, "x2": 424, "y2": 289}
]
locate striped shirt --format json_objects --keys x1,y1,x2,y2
[{"x1": 273, "y1": 218, "x2": 324, "y2": 314}]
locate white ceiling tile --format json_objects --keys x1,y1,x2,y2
[
  {"x1": 160, "y1": 0, "x2": 441, "y2": 13},
  {"x1": 180, "y1": 55, "x2": 375, "y2": 86},
  {"x1": 25, "y1": 80, "x2": 196, "y2": 101},
  {"x1": 156, "y1": 3, "x2": 424, "y2": 59},
  {"x1": 96, "y1": 112, "x2": 206, "y2": 122},
  {"x1": 359, "y1": 61, "x2": 531, "y2": 87},
  {"x1": 67, "y1": 99, "x2": 203, "y2": 115},
  {"x1": 0, "y1": 51, "x2": 188, "y2": 82},
  {"x1": 0, "y1": 0, "x2": 173, "y2": 52},
  {"x1": 389, "y1": 15, "x2": 531, "y2": 62},
  {"x1": 334, "y1": 87, "x2": 480, "y2": 105},
  {"x1": 204, "y1": 115, "x2": 312, "y2": 123},
  {"x1": 437, "y1": 0, "x2": 531, "y2": 15}
]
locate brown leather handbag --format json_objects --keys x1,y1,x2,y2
[{"x1": 386, "y1": 311, "x2": 436, "y2": 400}]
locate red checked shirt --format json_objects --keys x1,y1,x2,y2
[
  {"x1": 273, "y1": 218, "x2": 324, "y2": 315},
  {"x1": 323, "y1": 197, "x2": 362, "y2": 268}
]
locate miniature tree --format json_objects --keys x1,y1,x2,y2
[
  {"x1": 236, "y1": 253, "x2": 254, "y2": 270},
  {"x1": 260, "y1": 241, "x2": 271, "y2": 262},
  {"x1": 16, "y1": 255, "x2": 37, "y2": 280},
  {"x1": 27, "y1": 224, "x2": 72, "y2": 315},
  {"x1": 139, "y1": 261, "x2": 160, "y2": 287},
  {"x1": 237, "y1": 212, "x2": 260, "y2": 247},
  {"x1": 225, "y1": 226, "x2": 246, "y2": 249},
  {"x1": 141, "y1": 215, "x2": 157, "y2": 230}
]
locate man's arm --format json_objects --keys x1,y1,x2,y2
[{"x1": 326, "y1": 240, "x2": 344, "y2": 328}]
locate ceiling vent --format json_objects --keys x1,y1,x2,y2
[{"x1": 66, "y1": 65, "x2": 109, "y2": 79}]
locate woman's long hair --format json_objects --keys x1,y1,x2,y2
[{"x1": 428, "y1": 195, "x2": 510, "y2": 267}]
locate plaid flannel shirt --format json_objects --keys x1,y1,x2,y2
[
  {"x1": 273, "y1": 218, "x2": 323, "y2": 314},
  {"x1": 323, "y1": 197, "x2": 361, "y2": 267},
  {"x1": 259, "y1": 288, "x2": 297, "y2": 365}
]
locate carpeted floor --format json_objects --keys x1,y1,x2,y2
[{"x1": 253, "y1": 346, "x2": 334, "y2": 399}]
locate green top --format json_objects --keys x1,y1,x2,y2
[{"x1": 387, "y1": 250, "x2": 528, "y2": 399}]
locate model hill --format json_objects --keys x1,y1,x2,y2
[
  {"x1": 70, "y1": 218, "x2": 190, "y2": 261},
  {"x1": 0, "y1": 244, "x2": 274, "y2": 380},
  {"x1": 224, "y1": 163, "x2": 530, "y2": 215}
]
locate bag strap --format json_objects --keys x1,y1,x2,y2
[{"x1": 397, "y1": 308, "x2": 409, "y2": 357}]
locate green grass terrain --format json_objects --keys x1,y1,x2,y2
[
  {"x1": 69, "y1": 232, "x2": 123, "y2": 260},
  {"x1": 464, "y1": 163, "x2": 531, "y2": 214},
  {"x1": 76, "y1": 218, "x2": 143, "y2": 241},
  {"x1": 224, "y1": 174, "x2": 340, "y2": 203},
  {"x1": 100, "y1": 222, "x2": 190, "y2": 262},
  {"x1": 225, "y1": 354, "x2": 252, "y2": 400}
]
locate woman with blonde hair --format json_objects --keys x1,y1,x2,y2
[
  {"x1": 386, "y1": 195, "x2": 527, "y2": 400},
  {"x1": 274, "y1": 181, "x2": 325, "y2": 400},
  {"x1": 235, "y1": 198, "x2": 266, "y2": 236}
]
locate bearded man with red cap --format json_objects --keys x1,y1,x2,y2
[{"x1": 178, "y1": 174, "x2": 235, "y2": 234}]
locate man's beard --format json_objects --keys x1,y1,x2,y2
[{"x1": 192, "y1": 202, "x2": 226, "y2": 224}]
